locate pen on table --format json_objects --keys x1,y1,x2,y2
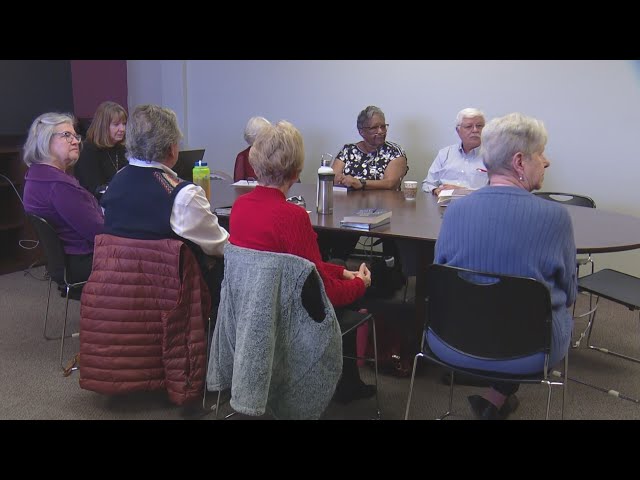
[{"x1": 476, "y1": 168, "x2": 487, "y2": 173}]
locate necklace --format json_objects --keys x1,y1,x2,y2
[{"x1": 106, "y1": 151, "x2": 119, "y2": 173}]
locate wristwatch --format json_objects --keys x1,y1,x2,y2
[{"x1": 359, "y1": 178, "x2": 367, "y2": 190}]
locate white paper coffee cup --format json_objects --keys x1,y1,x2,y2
[{"x1": 403, "y1": 180, "x2": 418, "y2": 200}]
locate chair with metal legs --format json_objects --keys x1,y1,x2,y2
[
  {"x1": 533, "y1": 192, "x2": 598, "y2": 340},
  {"x1": 563, "y1": 268, "x2": 640, "y2": 403},
  {"x1": 578, "y1": 269, "x2": 640, "y2": 363},
  {"x1": 206, "y1": 244, "x2": 349, "y2": 420},
  {"x1": 335, "y1": 308, "x2": 380, "y2": 419},
  {"x1": 404, "y1": 264, "x2": 568, "y2": 420},
  {"x1": 26, "y1": 213, "x2": 86, "y2": 371},
  {"x1": 205, "y1": 306, "x2": 379, "y2": 420}
]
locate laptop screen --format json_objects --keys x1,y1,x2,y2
[{"x1": 173, "y1": 149, "x2": 206, "y2": 182}]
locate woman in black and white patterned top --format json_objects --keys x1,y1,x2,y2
[{"x1": 333, "y1": 105, "x2": 408, "y2": 191}]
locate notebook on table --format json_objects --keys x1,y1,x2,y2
[
  {"x1": 173, "y1": 149, "x2": 206, "y2": 182},
  {"x1": 340, "y1": 208, "x2": 392, "y2": 230}
]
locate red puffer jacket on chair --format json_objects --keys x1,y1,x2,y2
[{"x1": 79, "y1": 234, "x2": 211, "y2": 406}]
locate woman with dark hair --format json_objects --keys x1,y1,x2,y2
[{"x1": 74, "y1": 101, "x2": 128, "y2": 199}]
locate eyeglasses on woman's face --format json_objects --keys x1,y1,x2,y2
[
  {"x1": 362, "y1": 123, "x2": 389, "y2": 133},
  {"x1": 53, "y1": 131, "x2": 82, "y2": 143}
]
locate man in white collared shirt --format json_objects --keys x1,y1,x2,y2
[{"x1": 422, "y1": 108, "x2": 489, "y2": 195}]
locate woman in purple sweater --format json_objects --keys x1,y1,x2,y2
[
  {"x1": 431, "y1": 113, "x2": 577, "y2": 420},
  {"x1": 22, "y1": 112, "x2": 104, "y2": 283}
]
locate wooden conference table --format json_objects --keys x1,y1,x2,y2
[{"x1": 210, "y1": 181, "x2": 640, "y2": 345}]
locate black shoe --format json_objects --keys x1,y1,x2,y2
[
  {"x1": 333, "y1": 381, "x2": 377, "y2": 405},
  {"x1": 468, "y1": 394, "x2": 519, "y2": 420},
  {"x1": 501, "y1": 394, "x2": 520, "y2": 416}
]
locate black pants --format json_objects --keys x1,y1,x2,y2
[
  {"x1": 492, "y1": 382, "x2": 520, "y2": 396},
  {"x1": 317, "y1": 230, "x2": 398, "y2": 263},
  {"x1": 67, "y1": 253, "x2": 93, "y2": 284},
  {"x1": 317, "y1": 230, "x2": 360, "y2": 261},
  {"x1": 334, "y1": 308, "x2": 364, "y2": 387}
]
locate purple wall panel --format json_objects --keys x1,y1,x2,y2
[{"x1": 70, "y1": 60, "x2": 128, "y2": 118}]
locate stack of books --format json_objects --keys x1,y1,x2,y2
[
  {"x1": 340, "y1": 208, "x2": 392, "y2": 230},
  {"x1": 437, "y1": 187, "x2": 475, "y2": 206}
]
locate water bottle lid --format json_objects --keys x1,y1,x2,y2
[{"x1": 195, "y1": 160, "x2": 208, "y2": 167}]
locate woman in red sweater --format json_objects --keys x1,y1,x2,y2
[{"x1": 230, "y1": 120, "x2": 375, "y2": 404}]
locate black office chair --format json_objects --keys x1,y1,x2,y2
[
  {"x1": 26, "y1": 213, "x2": 87, "y2": 371},
  {"x1": 404, "y1": 264, "x2": 567, "y2": 420},
  {"x1": 533, "y1": 191, "x2": 595, "y2": 209},
  {"x1": 547, "y1": 268, "x2": 640, "y2": 404},
  {"x1": 575, "y1": 269, "x2": 640, "y2": 383},
  {"x1": 533, "y1": 192, "x2": 598, "y2": 337}
]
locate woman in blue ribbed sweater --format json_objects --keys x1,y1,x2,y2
[{"x1": 429, "y1": 112, "x2": 577, "y2": 419}]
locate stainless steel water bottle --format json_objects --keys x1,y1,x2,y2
[{"x1": 317, "y1": 154, "x2": 334, "y2": 215}]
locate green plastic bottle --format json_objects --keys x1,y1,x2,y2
[{"x1": 192, "y1": 160, "x2": 211, "y2": 201}]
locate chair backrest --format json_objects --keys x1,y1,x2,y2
[
  {"x1": 207, "y1": 243, "x2": 342, "y2": 419},
  {"x1": 26, "y1": 213, "x2": 66, "y2": 285},
  {"x1": 533, "y1": 191, "x2": 596, "y2": 208},
  {"x1": 425, "y1": 264, "x2": 552, "y2": 360}
]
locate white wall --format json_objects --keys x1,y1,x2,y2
[{"x1": 127, "y1": 60, "x2": 640, "y2": 275}]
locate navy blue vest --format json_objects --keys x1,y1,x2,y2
[{"x1": 102, "y1": 165, "x2": 190, "y2": 241}]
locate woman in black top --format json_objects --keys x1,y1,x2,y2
[{"x1": 74, "y1": 101, "x2": 128, "y2": 199}]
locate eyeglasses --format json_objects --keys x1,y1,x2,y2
[
  {"x1": 286, "y1": 195, "x2": 306, "y2": 208},
  {"x1": 53, "y1": 131, "x2": 82, "y2": 143},
  {"x1": 458, "y1": 123, "x2": 485, "y2": 132},
  {"x1": 362, "y1": 124, "x2": 389, "y2": 133}
]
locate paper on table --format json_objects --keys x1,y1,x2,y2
[
  {"x1": 231, "y1": 180, "x2": 258, "y2": 187},
  {"x1": 437, "y1": 187, "x2": 475, "y2": 205},
  {"x1": 333, "y1": 184, "x2": 349, "y2": 193},
  {"x1": 438, "y1": 189, "x2": 455, "y2": 198},
  {"x1": 214, "y1": 207, "x2": 232, "y2": 216}
]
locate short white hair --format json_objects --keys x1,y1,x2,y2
[
  {"x1": 244, "y1": 116, "x2": 271, "y2": 145},
  {"x1": 455, "y1": 107, "x2": 485, "y2": 127},
  {"x1": 481, "y1": 112, "x2": 548, "y2": 174}
]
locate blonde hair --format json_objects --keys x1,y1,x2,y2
[
  {"x1": 87, "y1": 101, "x2": 128, "y2": 148},
  {"x1": 249, "y1": 120, "x2": 304, "y2": 186}
]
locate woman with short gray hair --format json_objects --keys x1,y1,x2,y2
[
  {"x1": 429, "y1": 112, "x2": 576, "y2": 420},
  {"x1": 334, "y1": 105, "x2": 408, "y2": 191},
  {"x1": 101, "y1": 104, "x2": 229, "y2": 306},
  {"x1": 234, "y1": 116, "x2": 271, "y2": 181},
  {"x1": 22, "y1": 112, "x2": 104, "y2": 283}
]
